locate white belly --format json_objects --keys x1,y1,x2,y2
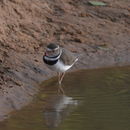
[{"x1": 47, "y1": 60, "x2": 72, "y2": 72}]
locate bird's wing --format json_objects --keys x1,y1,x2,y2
[{"x1": 60, "y1": 48, "x2": 78, "y2": 65}]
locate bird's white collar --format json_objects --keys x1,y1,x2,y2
[{"x1": 44, "y1": 49, "x2": 62, "y2": 61}]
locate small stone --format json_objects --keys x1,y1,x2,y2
[{"x1": 73, "y1": 38, "x2": 82, "y2": 43}]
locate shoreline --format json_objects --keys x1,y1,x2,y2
[
  {"x1": 0, "y1": 0, "x2": 130, "y2": 121},
  {"x1": 0, "y1": 58, "x2": 130, "y2": 121}
]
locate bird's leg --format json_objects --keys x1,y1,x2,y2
[
  {"x1": 57, "y1": 72, "x2": 65, "y2": 94},
  {"x1": 59, "y1": 72, "x2": 65, "y2": 85},
  {"x1": 57, "y1": 72, "x2": 61, "y2": 84}
]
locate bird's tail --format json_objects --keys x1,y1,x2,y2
[
  {"x1": 71, "y1": 58, "x2": 78, "y2": 66},
  {"x1": 75, "y1": 58, "x2": 78, "y2": 63}
]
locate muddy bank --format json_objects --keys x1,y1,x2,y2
[{"x1": 0, "y1": 0, "x2": 130, "y2": 121}]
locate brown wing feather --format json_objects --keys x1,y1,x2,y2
[{"x1": 60, "y1": 48, "x2": 77, "y2": 65}]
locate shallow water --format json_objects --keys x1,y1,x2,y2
[{"x1": 1, "y1": 67, "x2": 130, "y2": 130}]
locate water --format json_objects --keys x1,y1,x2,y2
[{"x1": 1, "y1": 66, "x2": 130, "y2": 130}]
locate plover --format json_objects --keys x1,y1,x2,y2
[{"x1": 43, "y1": 43, "x2": 78, "y2": 85}]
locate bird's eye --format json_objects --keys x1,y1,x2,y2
[{"x1": 46, "y1": 50, "x2": 53, "y2": 55}]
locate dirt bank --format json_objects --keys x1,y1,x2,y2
[{"x1": 0, "y1": 0, "x2": 130, "y2": 121}]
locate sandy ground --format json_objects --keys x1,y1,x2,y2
[{"x1": 0, "y1": 0, "x2": 130, "y2": 121}]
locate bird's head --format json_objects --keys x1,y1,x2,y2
[{"x1": 45, "y1": 43, "x2": 60, "y2": 57}]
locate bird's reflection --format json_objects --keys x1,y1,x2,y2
[{"x1": 43, "y1": 94, "x2": 78, "y2": 128}]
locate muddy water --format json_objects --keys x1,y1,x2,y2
[{"x1": 0, "y1": 67, "x2": 130, "y2": 130}]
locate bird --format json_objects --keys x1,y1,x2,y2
[{"x1": 43, "y1": 43, "x2": 78, "y2": 85}]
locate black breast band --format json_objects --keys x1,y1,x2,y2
[{"x1": 43, "y1": 56, "x2": 58, "y2": 65}]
